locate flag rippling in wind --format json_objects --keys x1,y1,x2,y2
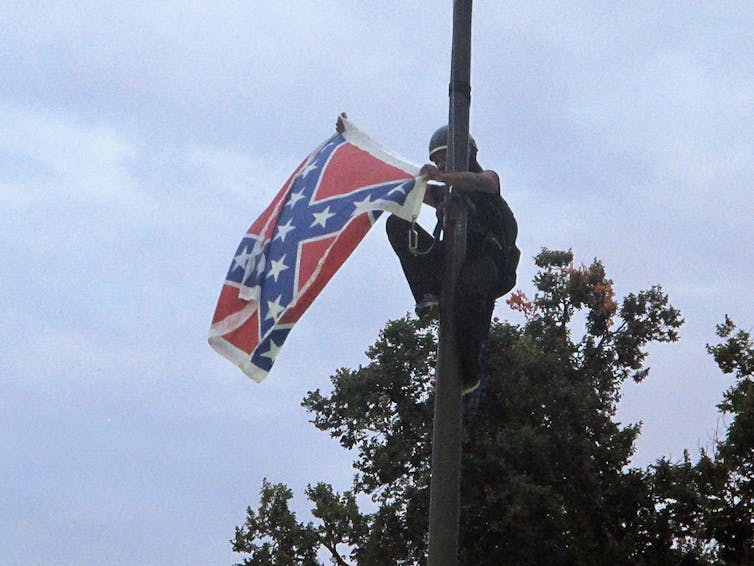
[{"x1": 208, "y1": 118, "x2": 426, "y2": 382}]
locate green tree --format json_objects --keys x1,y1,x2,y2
[
  {"x1": 232, "y1": 248, "x2": 686, "y2": 564},
  {"x1": 232, "y1": 479, "x2": 367, "y2": 565},
  {"x1": 645, "y1": 317, "x2": 754, "y2": 564},
  {"x1": 708, "y1": 318, "x2": 754, "y2": 562}
]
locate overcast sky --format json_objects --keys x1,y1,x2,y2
[{"x1": 2, "y1": 2, "x2": 752, "y2": 565}]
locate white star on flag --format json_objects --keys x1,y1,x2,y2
[
  {"x1": 352, "y1": 194, "x2": 375, "y2": 215},
  {"x1": 311, "y1": 206, "x2": 336, "y2": 228},
  {"x1": 286, "y1": 191, "x2": 306, "y2": 208},
  {"x1": 260, "y1": 339, "x2": 283, "y2": 360},
  {"x1": 274, "y1": 219, "x2": 295, "y2": 242},
  {"x1": 267, "y1": 256, "x2": 289, "y2": 282},
  {"x1": 265, "y1": 295, "x2": 285, "y2": 322},
  {"x1": 299, "y1": 162, "x2": 319, "y2": 179},
  {"x1": 232, "y1": 247, "x2": 253, "y2": 272}
]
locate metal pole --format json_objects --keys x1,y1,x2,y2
[{"x1": 427, "y1": 1, "x2": 472, "y2": 565}]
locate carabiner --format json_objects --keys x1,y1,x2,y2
[{"x1": 408, "y1": 217, "x2": 419, "y2": 255}]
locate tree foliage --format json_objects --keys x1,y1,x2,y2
[
  {"x1": 232, "y1": 479, "x2": 367, "y2": 565},
  {"x1": 645, "y1": 318, "x2": 754, "y2": 564},
  {"x1": 231, "y1": 249, "x2": 753, "y2": 564}
]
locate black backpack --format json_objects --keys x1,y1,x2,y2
[
  {"x1": 491, "y1": 195, "x2": 520, "y2": 297},
  {"x1": 464, "y1": 192, "x2": 520, "y2": 297}
]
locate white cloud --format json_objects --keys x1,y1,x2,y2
[{"x1": 0, "y1": 104, "x2": 141, "y2": 203}]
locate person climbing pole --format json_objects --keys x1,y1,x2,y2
[{"x1": 385, "y1": 124, "x2": 520, "y2": 396}]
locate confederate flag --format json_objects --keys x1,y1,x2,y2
[{"x1": 208, "y1": 118, "x2": 426, "y2": 382}]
